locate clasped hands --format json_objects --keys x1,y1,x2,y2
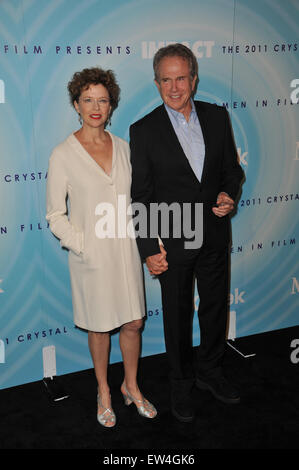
[
  {"x1": 146, "y1": 245, "x2": 168, "y2": 276},
  {"x1": 146, "y1": 192, "x2": 235, "y2": 276}
]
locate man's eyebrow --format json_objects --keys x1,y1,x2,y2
[{"x1": 161, "y1": 75, "x2": 188, "y2": 80}]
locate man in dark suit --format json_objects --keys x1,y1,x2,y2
[{"x1": 130, "y1": 43, "x2": 243, "y2": 422}]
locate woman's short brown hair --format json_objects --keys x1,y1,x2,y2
[{"x1": 67, "y1": 67, "x2": 120, "y2": 114}]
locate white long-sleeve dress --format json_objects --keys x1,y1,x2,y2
[{"x1": 46, "y1": 131, "x2": 145, "y2": 332}]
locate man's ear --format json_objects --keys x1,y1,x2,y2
[
  {"x1": 191, "y1": 75, "x2": 198, "y2": 92},
  {"x1": 154, "y1": 79, "x2": 161, "y2": 92}
]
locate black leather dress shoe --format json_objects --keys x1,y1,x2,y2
[
  {"x1": 195, "y1": 375, "x2": 240, "y2": 404},
  {"x1": 170, "y1": 378, "x2": 194, "y2": 422},
  {"x1": 171, "y1": 398, "x2": 194, "y2": 423}
]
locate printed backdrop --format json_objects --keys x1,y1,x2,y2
[{"x1": 0, "y1": 0, "x2": 298, "y2": 389}]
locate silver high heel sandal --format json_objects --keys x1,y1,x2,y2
[
  {"x1": 97, "y1": 393, "x2": 116, "y2": 428},
  {"x1": 121, "y1": 384, "x2": 157, "y2": 419}
]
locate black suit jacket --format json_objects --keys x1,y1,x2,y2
[{"x1": 130, "y1": 100, "x2": 243, "y2": 263}]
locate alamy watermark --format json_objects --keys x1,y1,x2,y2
[
  {"x1": 0, "y1": 339, "x2": 5, "y2": 363},
  {"x1": 0, "y1": 79, "x2": 5, "y2": 103},
  {"x1": 290, "y1": 79, "x2": 299, "y2": 104},
  {"x1": 290, "y1": 339, "x2": 299, "y2": 364},
  {"x1": 94, "y1": 195, "x2": 203, "y2": 250}
]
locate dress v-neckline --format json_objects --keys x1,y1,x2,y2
[{"x1": 71, "y1": 130, "x2": 115, "y2": 178}]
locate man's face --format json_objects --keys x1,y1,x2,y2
[{"x1": 155, "y1": 56, "x2": 197, "y2": 119}]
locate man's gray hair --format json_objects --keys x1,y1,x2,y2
[{"x1": 153, "y1": 43, "x2": 198, "y2": 82}]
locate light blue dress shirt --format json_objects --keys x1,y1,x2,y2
[{"x1": 165, "y1": 100, "x2": 205, "y2": 182}]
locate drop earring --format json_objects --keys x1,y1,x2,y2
[{"x1": 78, "y1": 113, "x2": 82, "y2": 125}]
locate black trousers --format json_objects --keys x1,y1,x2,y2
[{"x1": 158, "y1": 244, "x2": 229, "y2": 383}]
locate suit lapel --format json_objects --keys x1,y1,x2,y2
[
  {"x1": 155, "y1": 101, "x2": 210, "y2": 184},
  {"x1": 157, "y1": 105, "x2": 184, "y2": 154},
  {"x1": 155, "y1": 105, "x2": 201, "y2": 181},
  {"x1": 194, "y1": 100, "x2": 210, "y2": 183}
]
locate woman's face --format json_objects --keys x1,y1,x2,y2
[{"x1": 74, "y1": 83, "x2": 111, "y2": 129}]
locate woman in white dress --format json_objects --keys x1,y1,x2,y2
[{"x1": 46, "y1": 67, "x2": 157, "y2": 427}]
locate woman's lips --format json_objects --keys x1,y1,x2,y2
[{"x1": 90, "y1": 114, "x2": 102, "y2": 119}]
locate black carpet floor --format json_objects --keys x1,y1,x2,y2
[{"x1": 1, "y1": 326, "x2": 299, "y2": 457}]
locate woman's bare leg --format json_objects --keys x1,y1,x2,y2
[
  {"x1": 119, "y1": 319, "x2": 144, "y2": 399},
  {"x1": 88, "y1": 330, "x2": 114, "y2": 425}
]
